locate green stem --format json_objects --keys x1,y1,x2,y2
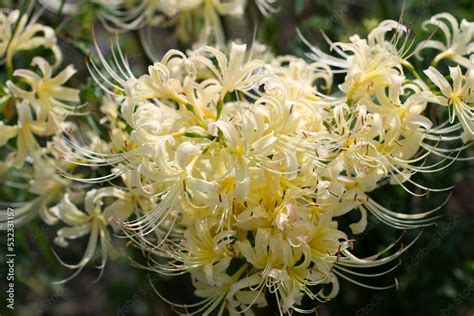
[
  {"x1": 6, "y1": 56, "x2": 13, "y2": 80},
  {"x1": 403, "y1": 61, "x2": 423, "y2": 82},
  {"x1": 55, "y1": 0, "x2": 67, "y2": 25}
]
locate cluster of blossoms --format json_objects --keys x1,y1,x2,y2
[
  {"x1": 0, "y1": 4, "x2": 473, "y2": 315},
  {"x1": 0, "y1": 6, "x2": 146, "y2": 278},
  {"x1": 0, "y1": 8, "x2": 79, "y2": 227},
  {"x1": 59, "y1": 13, "x2": 472, "y2": 314},
  {"x1": 40, "y1": 0, "x2": 278, "y2": 47}
]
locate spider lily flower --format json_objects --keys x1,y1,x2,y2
[
  {"x1": 0, "y1": 161, "x2": 69, "y2": 228},
  {"x1": 190, "y1": 208, "x2": 406, "y2": 314},
  {"x1": 208, "y1": 117, "x2": 278, "y2": 199},
  {"x1": 333, "y1": 22, "x2": 412, "y2": 102},
  {"x1": 0, "y1": 7, "x2": 470, "y2": 315},
  {"x1": 233, "y1": 232, "x2": 315, "y2": 313},
  {"x1": 424, "y1": 65, "x2": 474, "y2": 142},
  {"x1": 0, "y1": 9, "x2": 18, "y2": 57},
  {"x1": 194, "y1": 0, "x2": 246, "y2": 46},
  {"x1": 51, "y1": 188, "x2": 132, "y2": 282},
  {"x1": 2, "y1": 9, "x2": 62, "y2": 68},
  {"x1": 2, "y1": 157, "x2": 75, "y2": 225},
  {"x1": 39, "y1": 0, "x2": 128, "y2": 29},
  {"x1": 7, "y1": 57, "x2": 80, "y2": 127},
  {"x1": 135, "y1": 57, "x2": 189, "y2": 104},
  {"x1": 0, "y1": 20, "x2": 79, "y2": 228},
  {"x1": 152, "y1": 260, "x2": 268, "y2": 315},
  {"x1": 6, "y1": 101, "x2": 50, "y2": 168},
  {"x1": 114, "y1": 168, "x2": 158, "y2": 216},
  {"x1": 271, "y1": 56, "x2": 333, "y2": 97},
  {"x1": 301, "y1": 19, "x2": 412, "y2": 75},
  {"x1": 191, "y1": 42, "x2": 266, "y2": 99},
  {"x1": 121, "y1": 140, "x2": 202, "y2": 236},
  {"x1": 178, "y1": 220, "x2": 235, "y2": 286},
  {"x1": 415, "y1": 13, "x2": 474, "y2": 68}
]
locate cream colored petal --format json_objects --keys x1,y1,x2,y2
[
  {"x1": 32, "y1": 56, "x2": 53, "y2": 79},
  {"x1": 449, "y1": 66, "x2": 463, "y2": 92},
  {"x1": 0, "y1": 122, "x2": 18, "y2": 146},
  {"x1": 424, "y1": 66, "x2": 452, "y2": 95},
  {"x1": 174, "y1": 141, "x2": 201, "y2": 170},
  {"x1": 49, "y1": 64, "x2": 77, "y2": 86},
  {"x1": 56, "y1": 194, "x2": 90, "y2": 226},
  {"x1": 56, "y1": 223, "x2": 92, "y2": 243}
]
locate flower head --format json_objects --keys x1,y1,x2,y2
[
  {"x1": 1, "y1": 9, "x2": 61, "y2": 67},
  {"x1": 416, "y1": 13, "x2": 474, "y2": 68},
  {"x1": 424, "y1": 65, "x2": 474, "y2": 142}
]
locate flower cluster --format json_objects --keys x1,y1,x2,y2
[
  {"x1": 0, "y1": 8, "x2": 80, "y2": 227},
  {"x1": 57, "y1": 14, "x2": 472, "y2": 313},
  {"x1": 40, "y1": 0, "x2": 278, "y2": 46},
  {"x1": 0, "y1": 5, "x2": 473, "y2": 315},
  {"x1": 0, "y1": 7, "x2": 150, "y2": 279}
]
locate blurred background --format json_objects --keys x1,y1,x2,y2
[{"x1": 0, "y1": 0, "x2": 473, "y2": 315}]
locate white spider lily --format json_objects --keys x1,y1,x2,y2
[
  {"x1": 0, "y1": 161, "x2": 70, "y2": 228},
  {"x1": 191, "y1": 42, "x2": 266, "y2": 99},
  {"x1": 3, "y1": 10, "x2": 61, "y2": 67},
  {"x1": 40, "y1": 0, "x2": 251, "y2": 47},
  {"x1": 7, "y1": 57, "x2": 80, "y2": 126},
  {"x1": 6, "y1": 101, "x2": 50, "y2": 167},
  {"x1": 0, "y1": 9, "x2": 18, "y2": 57},
  {"x1": 122, "y1": 140, "x2": 201, "y2": 236},
  {"x1": 136, "y1": 58, "x2": 189, "y2": 104},
  {"x1": 209, "y1": 118, "x2": 278, "y2": 199},
  {"x1": 197, "y1": 0, "x2": 246, "y2": 45},
  {"x1": 181, "y1": 220, "x2": 235, "y2": 286},
  {"x1": 416, "y1": 13, "x2": 474, "y2": 68},
  {"x1": 0, "y1": 5, "x2": 470, "y2": 315},
  {"x1": 51, "y1": 188, "x2": 131, "y2": 282},
  {"x1": 424, "y1": 65, "x2": 474, "y2": 142}
]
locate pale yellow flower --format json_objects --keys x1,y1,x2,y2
[
  {"x1": 0, "y1": 159, "x2": 71, "y2": 229},
  {"x1": 181, "y1": 220, "x2": 234, "y2": 286},
  {"x1": 6, "y1": 101, "x2": 49, "y2": 167},
  {"x1": 7, "y1": 57, "x2": 80, "y2": 125},
  {"x1": 3, "y1": 10, "x2": 61, "y2": 68},
  {"x1": 0, "y1": 9, "x2": 17, "y2": 57},
  {"x1": 51, "y1": 188, "x2": 131, "y2": 282},
  {"x1": 416, "y1": 13, "x2": 474, "y2": 68},
  {"x1": 425, "y1": 65, "x2": 474, "y2": 142}
]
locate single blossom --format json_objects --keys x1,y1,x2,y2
[
  {"x1": 424, "y1": 65, "x2": 474, "y2": 142},
  {"x1": 51, "y1": 188, "x2": 131, "y2": 282},
  {"x1": 7, "y1": 57, "x2": 80, "y2": 126},
  {"x1": 415, "y1": 13, "x2": 474, "y2": 68},
  {"x1": 3, "y1": 10, "x2": 61, "y2": 67}
]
